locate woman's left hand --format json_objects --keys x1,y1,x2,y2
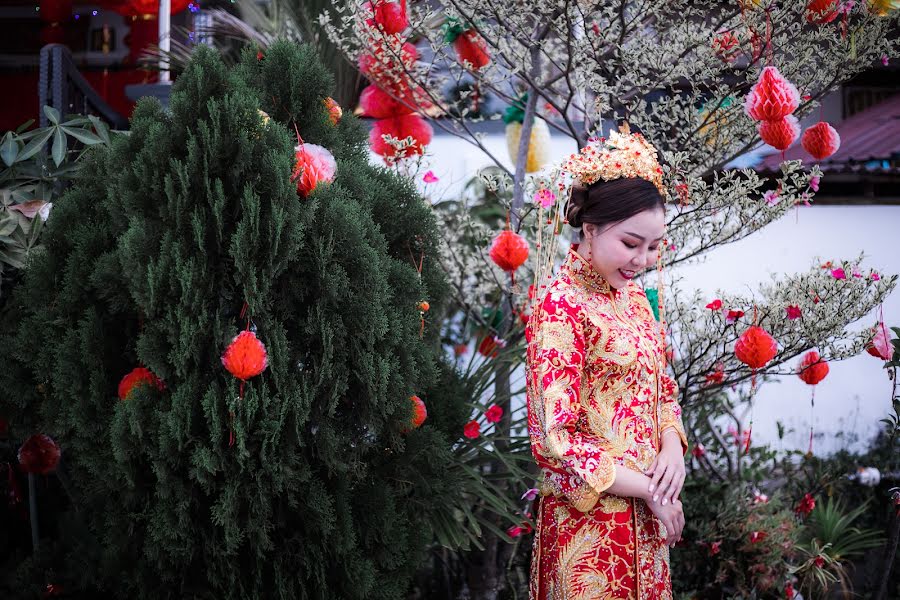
[{"x1": 644, "y1": 432, "x2": 685, "y2": 506}]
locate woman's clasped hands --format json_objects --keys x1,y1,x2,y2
[{"x1": 644, "y1": 429, "x2": 686, "y2": 546}]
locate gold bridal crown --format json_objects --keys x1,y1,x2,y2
[{"x1": 560, "y1": 129, "x2": 666, "y2": 196}]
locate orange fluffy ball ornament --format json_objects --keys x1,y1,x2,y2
[
  {"x1": 118, "y1": 367, "x2": 166, "y2": 401},
  {"x1": 222, "y1": 330, "x2": 268, "y2": 383}
]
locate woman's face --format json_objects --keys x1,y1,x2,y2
[{"x1": 581, "y1": 207, "x2": 666, "y2": 290}]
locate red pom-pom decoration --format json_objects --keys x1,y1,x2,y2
[
  {"x1": 360, "y1": 84, "x2": 413, "y2": 119},
  {"x1": 118, "y1": 367, "x2": 166, "y2": 401},
  {"x1": 489, "y1": 230, "x2": 529, "y2": 272},
  {"x1": 758, "y1": 115, "x2": 800, "y2": 151},
  {"x1": 801, "y1": 121, "x2": 841, "y2": 160},
  {"x1": 454, "y1": 29, "x2": 491, "y2": 70},
  {"x1": 744, "y1": 66, "x2": 800, "y2": 121},
  {"x1": 735, "y1": 325, "x2": 778, "y2": 369},
  {"x1": 18, "y1": 434, "x2": 61, "y2": 475},
  {"x1": 369, "y1": 114, "x2": 433, "y2": 159},
  {"x1": 410, "y1": 395, "x2": 427, "y2": 428},
  {"x1": 797, "y1": 350, "x2": 829, "y2": 385},
  {"x1": 364, "y1": 0, "x2": 408, "y2": 35},
  {"x1": 293, "y1": 144, "x2": 337, "y2": 197},
  {"x1": 222, "y1": 331, "x2": 269, "y2": 381},
  {"x1": 806, "y1": 0, "x2": 839, "y2": 24}
]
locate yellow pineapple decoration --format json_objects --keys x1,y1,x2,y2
[{"x1": 503, "y1": 97, "x2": 550, "y2": 173}]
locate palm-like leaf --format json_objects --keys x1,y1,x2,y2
[{"x1": 803, "y1": 496, "x2": 885, "y2": 560}]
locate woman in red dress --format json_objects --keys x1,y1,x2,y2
[{"x1": 527, "y1": 131, "x2": 687, "y2": 600}]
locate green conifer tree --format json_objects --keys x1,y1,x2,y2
[{"x1": 0, "y1": 41, "x2": 468, "y2": 599}]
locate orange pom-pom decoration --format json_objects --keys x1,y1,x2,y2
[
  {"x1": 797, "y1": 350, "x2": 829, "y2": 385},
  {"x1": 18, "y1": 434, "x2": 61, "y2": 475},
  {"x1": 806, "y1": 0, "x2": 839, "y2": 24},
  {"x1": 410, "y1": 395, "x2": 427, "y2": 428},
  {"x1": 418, "y1": 300, "x2": 430, "y2": 312},
  {"x1": 454, "y1": 29, "x2": 491, "y2": 70},
  {"x1": 324, "y1": 97, "x2": 342, "y2": 125},
  {"x1": 489, "y1": 230, "x2": 529, "y2": 272},
  {"x1": 801, "y1": 121, "x2": 841, "y2": 160},
  {"x1": 735, "y1": 325, "x2": 778, "y2": 369},
  {"x1": 369, "y1": 114, "x2": 433, "y2": 160},
  {"x1": 758, "y1": 115, "x2": 800, "y2": 151},
  {"x1": 744, "y1": 66, "x2": 800, "y2": 121},
  {"x1": 222, "y1": 331, "x2": 268, "y2": 381},
  {"x1": 118, "y1": 367, "x2": 165, "y2": 401},
  {"x1": 364, "y1": 0, "x2": 408, "y2": 35},
  {"x1": 293, "y1": 144, "x2": 336, "y2": 197}
]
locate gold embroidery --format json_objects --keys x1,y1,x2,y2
[{"x1": 540, "y1": 320, "x2": 578, "y2": 362}]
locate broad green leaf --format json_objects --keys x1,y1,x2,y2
[
  {"x1": 42, "y1": 105, "x2": 60, "y2": 125},
  {"x1": 0, "y1": 249, "x2": 26, "y2": 269},
  {"x1": 15, "y1": 119, "x2": 35, "y2": 134},
  {"x1": 18, "y1": 128, "x2": 53, "y2": 161},
  {"x1": 0, "y1": 132, "x2": 17, "y2": 167},
  {"x1": 88, "y1": 115, "x2": 111, "y2": 145},
  {"x1": 51, "y1": 128, "x2": 66, "y2": 167},
  {"x1": 61, "y1": 125, "x2": 103, "y2": 145}
]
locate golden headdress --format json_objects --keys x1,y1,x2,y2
[{"x1": 560, "y1": 130, "x2": 667, "y2": 197}]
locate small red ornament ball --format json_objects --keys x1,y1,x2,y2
[
  {"x1": 454, "y1": 29, "x2": 491, "y2": 70},
  {"x1": 489, "y1": 230, "x2": 529, "y2": 272},
  {"x1": 744, "y1": 66, "x2": 800, "y2": 121},
  {"x1": 364, "y1": 0, "x2": 408, "y2": 35},
  {"x1": 797, "y1": 350, "x2": 829, "y2": 385},
  {"x1": 369, "y1": 114, "x2": 433, "y2": 159},
  {"x1": 18, "y1": 434, "x2": 61, "y2": 475},
  {"x1": 323, "y1": 97, "x2": 342, "y2": 125},
  {"x1": 801, "y1": 121, "x2": 841, "y2": 160},
  {"x1": 806, "y1": 0, "x2": 839, "y2": 24},
  {"x1": 735, "y1": 325, "x2": 778, "y2": 369},
  {"x1": 118, "y1": 367, "x2": 166, "y2": 401},
  {"x1": 758, "y1": 115, "x2": 800, "y2": 151},
  {"x1": 293, "y1": 144, "x2": 336, "y2": 197},
  {"x1": 222, "y1": 331, "x2": 269, "y2": 381},
  {"x1": 410, "y1": 395, "x2": 427, "y2": 428},
  {"x1": 360, "y1": 84, "x2": 413, "y2": 119}
]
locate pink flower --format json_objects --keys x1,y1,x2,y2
[
  {"x1": 852, "y1": 269, "x2": 863, "y2": 278},
  {"x1": 809, "y1": 175, "x2": 821, "y2": 192},
  {"x1": 883, "y1": 55, "x2": 890, "y2": 67},
  {"x1": 485, "y1": 404, "x2": 503, "y2": 423},
  {"x1": 706, "y1": 299, "x2": 723, "y2": 311},
  {"x1": 691, "y1": 443, "x2": 706, "y2": 458},
  {"x1": 709, "y1": 540, "x2": 721, "y2": 556},
  {"x1": 795, "y1": 493, "x2": 816, "y2": 516},
  {"x1": 764, "y1": 190, "x2": 780, "y2": 206},
  {"x1": 534, "y1": 189, "x2": 557, "y2": 209},
  {"x1": 507, "y1": 525, "x2": 524, "y2": 537},
  {"x1": 815, "y1": 555, "x2": 825, "y2": 568},
  {"x1": 726, "y1": 309, "x2": 745, "y2": 324},
  {"x1": 831, "y1": 268, "x2": 846, "y2": 280},
  {"x1": 423, "y1": 170, "x2": 439, "y2": 183},
  {"x1": 871, "y1": 272, "x2": 881, "y2": 281},
  {"x1": 521, "y1": 488, "x2": 539, "y2": 501},
  {"x1": 785, "y1": 305, "x2": 802, "y2": 320},
  {"x1": 463, "y1": 420, "x2": 481, "y2": 439},
  {"x1": 753, "y1": 490, "x2": 769, "y2": 504}
]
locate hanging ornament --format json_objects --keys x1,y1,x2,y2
[
  {"x1": 503, "y1": 98, "x2": 550, "y2": 173},
  {"x1": 364, "y1": 0, "x2": 408, "y2": 35},
  {"x1": 801, "y1": 122, "x2": 841, "y2": 160},
  {"x1": 18, "y1": 434, "x2": 61, "y2": 475},
  {"x1": 735, "y1": 321, "x2": 778, "y2": 453},
  {"x1": 744, "y1": 66, "x2": 800, "y2": 122},
  {"x1": 490, "y1": 230, "x2": 529, "y2": 276},
  {"x1": 369, "y1": 114, "x2": 433, "y2": 161},
  {"x1": 117, "y1": 366, "x2": 166, "y2": 401},
  {"x1": 758, "y1": 115, "x2": 800, "y2": 151},
  {"x1": 323, "y1": 97, "x2": 343, "y2": 125},
  {"x1": 867, "y1": 320, "x2": 893, "y2": 359},
  {"x1": 360, "y1": 84, "x2": 414, "y2": 118},
  {"x1": 222, "y1": 331, "x2": 268, "y2": 382},
  {"x1": 442, "y1": 17, "x2": 491, "y2": 70},
  {"x1": 806, "y1": 0, "x2": 840, "y2": 23},
  {"x1": 417, "y1": 300, "x2": 429, "y2": 337},
  {"x1": 358, "y1": 40, "x2": 418, "y2": 83},
  {"x1": 293, "y1": 144, "x2": 337, "y2": 197},
  {"x1": 410, "y1": 395, "x2": 427, "y2": 428},
  {"x1": 797, "y1": 350, "x2": 829, "y2": 454}
]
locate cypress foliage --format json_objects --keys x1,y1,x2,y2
[{"x1": 0, "y1": 42, "x2": 466, "y2": 599}]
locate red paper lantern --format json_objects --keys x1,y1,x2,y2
[
  {"x1": 360, "y1": 84, "x2": 414, "y2": 118},
  {"x1": 369, "y1": 114, "x2": 433, "y2": 159},
  {"x1": 410, "y1": 395, "x2": 427, "y2": 428},
  {"x1": 489, "y1": 230, "x2": 529, "y2": 272},
  {"x1": 454, "y1": 29, "x2": 491, "y2": 70},
  {"x1": 18, "y1": 434, "x2": 61, "y2": 475},
  {"x1": 758, "y1": 115, "x2": 800, "y2": 151},
  {"x1": 221, "y1": 331, "x2": 268, "y2": 381},
  {"x1": 118, "y1": 366, "x2": 165, "y2": 401},
  {"x1": 744, "y1": 66, "x2": 800, "y2": 121},
  {"x1": 801, "y1": 121, "x2": 841, "y2": 160},
  {"x1": 806, "y1": 0, "x2": 839, "y2": 24},
  {"x1": 797, "y1": 350, "x2": 829, "y2": 385},
  {"x1": 293, "y1": 144, "x2": 337, "y2": 197},
  {"x1": 364, "y1": 0, "x2": 408, "y2": 35},
  {"x1": 735, "y1": 325, "x2": 778, "y2": 369}
]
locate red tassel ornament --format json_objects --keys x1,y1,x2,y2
[
  {"x1": 118, "y1": 367, "x2": 165, "y2": 401},
  {"x1": 744, "y1": 66, "x2": 800, "y2": 121},
  {"x1": 18, "y1": 434, "x2": 61, "y2": 475},
  {"x1": 801, "y1": 121, "x2": 841, "y2": 160},
  {"x1": 758, "y1": 115, "x2": 800, "y2": 151},
  {"x1": 222, "y1": 331, "x2": 268, "y2": 381}
]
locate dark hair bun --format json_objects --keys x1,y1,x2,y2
[
  {"x1": 566, "y1": 185, "x2": 588, "y2": 229},
  {"x1": 566, "y1": 177, "x2": 664, "y2": 231}
]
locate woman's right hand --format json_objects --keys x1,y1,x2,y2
[{"x1": 647, "y1": 497, "x2": 684, "y2": 547}]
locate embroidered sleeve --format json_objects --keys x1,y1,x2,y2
[
  {"x1": 530, "y1": 291, "x2": 617, "y2": 498},
  {"x1": 659, "y1": 371, "x2": 688, "y2": 454}
]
